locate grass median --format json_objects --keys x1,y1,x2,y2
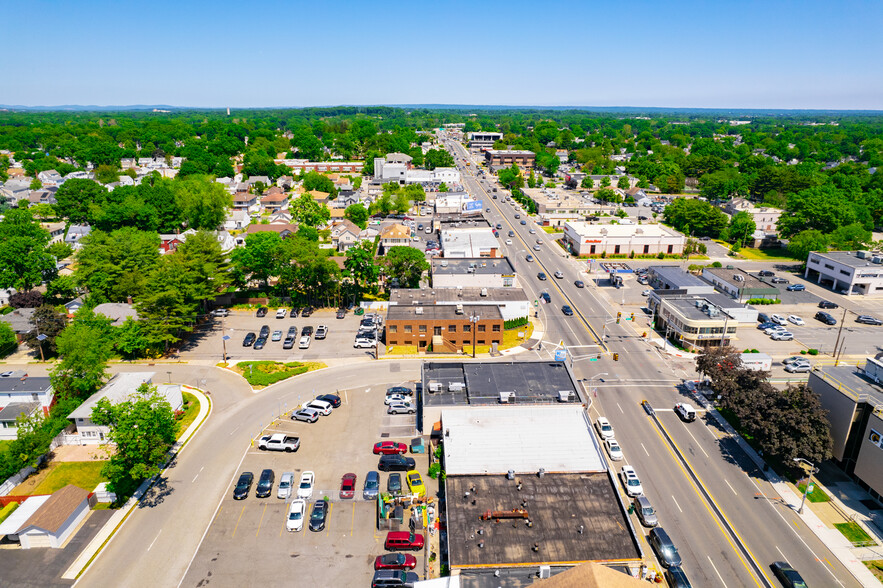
[{"x1": 234, "y1": 361, "x2": 327, "y2": 388}]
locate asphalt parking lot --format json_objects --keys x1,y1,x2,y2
[
  {"x1": 177, "y1": 308, "x2": 383, "y2": 362},
  {"x1": 180, "y1": 380, "x2": 431, "y2": 588}
]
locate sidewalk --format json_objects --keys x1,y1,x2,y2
[
  {"x1": 699, "y1": 400, "x2": 882, "y2": 587},
  {"x1": 61, "y1": 386, "x2": 212, "y2": 581}
]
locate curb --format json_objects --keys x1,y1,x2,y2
[{"x1": 62, "y1": 388, "x2": 212, "y2": 581}]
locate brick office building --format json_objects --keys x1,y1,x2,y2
[
  {"x1": 386, "y1": 304, "x2": 504, "y2": 352},
  {"x1": 484, "y1": 150, "x2": 536, "y2": 168}
]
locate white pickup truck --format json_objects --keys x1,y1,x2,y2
[{"x1": 258, "y1": 433, "x2": 300, "y2": 452}]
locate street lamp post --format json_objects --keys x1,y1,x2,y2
[
  {"x1": 588, "y1": 372, "x2": 608, "y2": 397},
  {"x1": 793, "y1": 457, "x2": 818, "y2": 515},
  {"x1": 470, "y1": 314, "x2": 480, "y2": 358},
  {"x1": 222, "y1": 335, "x2": 231, "y2": 364},
  {"x1": 35, "y1": 334, "x2": 47, "y2": 362}
]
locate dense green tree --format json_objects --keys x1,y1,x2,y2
[
  {"x1": 383, "y1": 246, "x2": 429, "y2": 288},
  {"x1": 290, "y1": 192, "x2": 330, "y2": 227},
  {"x1": 344, "y1": 203, "x2": 369, "y2": 229},
  {"x1": 787, "y1": 230, "x2": 829, "y2": 261},
  {"x1": 0, "y1": 322, "x2": 17, "y2": 358},
  {"x1": 0, "y1": 208, "x2": 56, "y2": 291},
  {"x1": 617, "y1": 176, "x2": 630, "y2": 190},
  {"x1": 663, "y1": 198, "x2": 729, "y2": 238},
  {"x1": 47, "y1": 241, "x2": 74, "y2": 261},
  {"x1": 829, "y1": 223, "x2": 872, "y2": 250},
  {"x1": 24, "y1": 305, "x2": 67, "y2": 358},
  {"x1": 50, "y1": 312, "x2": 113, "y2": 402},
  {"x1": 699, "y1": 168, "x2": 748, "y2": 200},
  {"x1": 95, "y1": 164, "x2": 120, "y2": 184},
  {"x1": 301, "y1": 171, "x2": 338, "y2": 197},
  {"x1": 135, "y1": 255, "x2": 200, "y2": 352},
  {"x1": 176, "y1": 230, "x2": 230, "y2": 308},
  {"x1": 344, "y1": 240, "x2": 379, "y2": 295},
  {"x1": 91, "y1": 383, "x2": 177, "y2": 497},
  {"x1": 595, "y1": 188, "x2": 621, "y2": 203},
  {"x1": 114, "y1": 318, "x2": 155, "y2": 359},
  {"x1": 75, "y1": 228, "x2": 160, "y2": 302},
  {"x1": 727, "y1": 212, "x2": 757, "y2": 247},
  {"x1": 230, "y1": 231, "x2": 284, "y2": 288},
  {"x1": 9, "y1": 290, "x2": 44, "y2": 309},
  {"x1": 171, "y1": 176, "x2": 232, "y2": 230},
  {"x1": 423, "y1": 149, "x2": 455, "y2": 170},
  {"x1": 498, "y1": 165, "x2": 524, "y2": 189},
  {"x1": 778, "y1": 184, "x2": 869, "y2": 237},
  {"x1": 438, "y1": 182, "x2": 449, "y2": 193}
]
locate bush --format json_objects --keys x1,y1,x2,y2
[
  {"x1": 428, "y1": 463, "x2": 441, "y2": 479},
  {"x1": 504, "y1": 317, "x2": 529, "y2": 330},
  {"x1": 238, "y1": 361, "x2": 309, "y2": 386},
  {"x1": 807, "y1": 349, "x2": 819, "y2": 356},
  {"x1": 800, "y1": 350, "x2": 807, "y2": 354},
  {"x1": 711, "y1": 261, "x2": 723, "y2": 268},
  {"x1": 0, "y1": 502, "x2": 19, "y2": 524}
]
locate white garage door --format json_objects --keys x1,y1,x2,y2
[{"x1": 23, "y1": 533, "x2": 52, "y2": 549}]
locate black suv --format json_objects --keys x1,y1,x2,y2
[
  {"x1": 242, "y1": 332, "x2": 256, "y2": 347},
  {"x1": 309, "y1": 500, "x2": 328, "y2": 532},
  {"x1": 378, "y1": 454, "x2": 416, "y2": 472},
  {"x1": 815, "y1": 311, "x2": 837, "y2": 325},
  {"x1": 255, "y1": 469, "x2": 275, "y2": 498},
  {"x1": 818, "y1": 300, "x2": 838, "y2": 309},
  {"x1": 301, "y1": 326, "x2": 314, "y2": 336},
  {"x1": 758, "y1": 270, "x2": 775, "y2": 277},
  {"x1": 256, "y1": 307, "x2": 268, "y2": 317},
  {"x1": 301, "y1": 306, "x2": 314, "y2": 317},
  {"x1": 233, "y1": 472, "x2": 254, "y2": 499},
  {"x1": 259, "y1": 325, "x2": 270, "y2": 338}
]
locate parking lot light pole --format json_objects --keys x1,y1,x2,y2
[
  {"x1": 793, "y1": 457, "x2": 817, "y2": 514},
  {"x1": 470, "y1": 314, "x2": 480, "y2": 358},
  {"x1": 588, "y1": 372, "x2": 608, "y2": 397},
  {"x1": 222, "y1": 335, "x2": 231, "y2": 364}
]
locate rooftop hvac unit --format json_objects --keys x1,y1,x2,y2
[
  {"x1": 415, "y1": 307, "x2": 423, "y2": 314},
  {"x1": 441, "y1": 260, "x2": 448, "y2": 267},
  {"x1": 480, "y1": 288, "x2": 488, "y2": 297},
  {"x1": 428, "y1": 382, "x2": 442, "y2": 393},
  {"x1": 694, "y1": 300, "x2": 703, "y2": 308},
  {"x1": 449, "y1": 382, "x2": 465, "y2": 392},
  {"x1": 857, "y1": 250, "x2": 869, "y2": 259},
  {"x1": 467, "y1": 267, "x2": 475, "y2": 273},
  {"x1": 456, "y1": 303, "x2": 464, "y2": 315},
  {"x1": 557, "y1": 390, "x2": 573, "y2": 402},
  {"x1": 734, "y1": 274, "x2": 744, "y2": 282},
  {"x1": 499, "y1": 391, "x2": 515, "y2": 403},
  {"x1": 873, "y1": 256, "x2": 883, "y2": 264}
]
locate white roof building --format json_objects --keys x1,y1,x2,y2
[
  {"x1": 440, "y1": 228, "x2": 500, "y2": 258},
  {"x1": 562, "y1": 221, "x2": 685, "y2": 257},
  {"x1": 441, "y1": 406, "x2": 605, "y2": 475}
]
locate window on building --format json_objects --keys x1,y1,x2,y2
[
  {"x1": 643, "y1": 245, "x2": 649, "y2": 254},
  {"x1": 478, "y1": 339, "x2": 485, "y2": 345},
  {"x1": 667, "y1": 245, "x2": 673, "y2": 254},
  {"x1": 463, "y1": 324, "x2": 471, "y2": 333},
  {"x1": 590, "y1": 245, "x2": 596, "y2": 254},
  {"x1": 404, "y1": 325, "x2": 412, "y2": 333},
  {"x1": 448, "y1": 325, "x2": 456, "y2": 332},
  {"x1": 389, "y1": 340, "x2": 397, "y2": 345},
  {"x1": 478, "y1": 325, "x2": 486, "y2": 332},
  {"x1": 824, "y1": 264, "x2": 834, "y2": 270},
  {"x1": 503, "y1": 277, "x2": 514, "y2": 287},
  {"x1": 840, "y1": 270, "x2": 850, "y2": 276},
  {"x1": 492, "y1": 324, "x2": 501, "y2": 332},
  {"x1": 419, "y1": 325, "x2": 427, "y2": 333},
  {"x1": 434, "y1": 326, "x2": 442, "y2": 335},
  {"x1": 614, "y1": 245, "x2": 621, "y2": 254},
  {"x1": 388, "y1": 325, "x2": 397, "y2": 333}
]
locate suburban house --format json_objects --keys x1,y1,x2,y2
[
  {"x1": 306, "y1": 190, "x2": 331, "y2": 205},
  {"x1": 40, "y1": 222, "x2": 66, "y2": 245},
  {"x1": 0, "y1": 308, "x2": 36, "y2": 342},
  {"x1": 67, "y1": 372, "x2": 183, "y2": 444},
  {"x1": 37, "y1": 170, "x2": 64, "y2": 187},
  {"x1": 223, "y1": 209, "x2": 251, "y2": 231},
  {"x1": 330, "y1": 220, "x2": 361, "y2": 252},
  {"x1": 0, "y1": 372, "x2": 54, "y2": 440},
  {"x1": 93, "y1": 303, "x2": 139, "y2": 327},
  {"x1": 159, "y1": 233, "x2": 186, "y2": 254},
  {"x1": 379, "y1": 224, "x2": 411, "y2": 252},
  {"x1": 261, "y1": 192, "x2": 289, "y2": 211},
  {"x1": 232, "y1": 193, "x2": 259, "y2": 211},
  {"x1": 0, "y1": 485, "x2": 93, "y2": 549},
  {"x1": 28, "y1": 189, "x2": 57, "y2": 205},
  {"x1": 64, "y1": 225, "x2": 92, "y2": 249},
  {"x1": 245, "y1": 222, "x2": 298, "y2": 239}
]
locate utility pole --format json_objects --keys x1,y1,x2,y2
[
  {"x1": 832, "y1": 307, "x2": 848, "y2": 357},
  {"x1": 793, "y1": 458, "x2": 818, "y2": 514},
  {"x1": 470, "y1": 313, "x2": 480, "y2": 358}
]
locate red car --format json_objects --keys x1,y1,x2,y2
[
  {"x1": 373, "y1": 441, "x2": 407, "y2": 455},
  {"x1": 339, "y1": 473, "x2": 357, "y2": 499},
  {"x1": 374, "y1": 553, "x2": 417, "y2": 570},
  {"x1": 384, "y1": 531, "x2": 425, "y2": 551}
]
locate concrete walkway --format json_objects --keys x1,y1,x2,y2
[{"x1": 62, "y1": 386, "x2": 211, "y2": 580}]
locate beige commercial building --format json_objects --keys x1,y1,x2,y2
[{"x1": 562, "y1": 222, "x2": 685, "y2": 257}]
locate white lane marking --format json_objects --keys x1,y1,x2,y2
[
  {"x1": 671, "y1": 495, "x2": 683, "y2": 512},
  {"x1": 147, "y1": 530, "x2": 161, "y2": 552},
  {"x1": 192, "y1": 466, "x2": 205, "y2": 483},
  {"x1": 776, "y1": 546, "x2": 787, "y2": 560},
  {"x1": 617, "y1": 402, "x2": 624, "y2": 413},
  {"x1": 640, "y1": 443, "x2": 650, "y2": 457},
  {"x1": 725, "y1": 479, "x2": 738, "y2": 496},
  {"x1": 684, "y1": 426, "x2": 710, "y2": 458},
  {"x1": 228, "y1": 425, "x2": 240, "y2": 436},
  {"x1": 707, "y1": 555, "x2": 729, "y2": 588}
]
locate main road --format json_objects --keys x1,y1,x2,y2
[{"x1": 447, "y1": 136, "x2": 861, "y2": 588}]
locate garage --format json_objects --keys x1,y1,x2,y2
[{"x1": 10, "y1": 485, "x2": 92, "y2": 549}]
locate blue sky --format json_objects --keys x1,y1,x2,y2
[{"x1": 5, "y1": 0, "x2": 882, "y2": 109}]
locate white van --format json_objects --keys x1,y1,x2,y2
[{"x1": 674, "y1": 403, "x2": 697, "y2": 422}]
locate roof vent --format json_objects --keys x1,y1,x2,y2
[
  {"x1": 499, "y1": 391, "x2": 515, "y2": 403},
  {"x1": 480, "y1": 288, "x2": 488, "y2": 297},
  {"x1": 873, "y1": 256, "x2": 883, "y2": 265},
  {"x1": 415, "y1": 307, "x2": 423, "y2": 314}
]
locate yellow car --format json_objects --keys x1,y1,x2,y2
[{"x1": 406, "y1": 470, "x2": 426, "y2": 497}]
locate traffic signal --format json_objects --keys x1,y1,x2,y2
[
  {"x1": 613, "y1": 353, "x2": 619, "y2": 361},
  {"x1": 616, "y1": 312, "x2": 621, "y2": 324},
  {"x1": 630, "y1": 313, "x2": 635, "y2": 322}
]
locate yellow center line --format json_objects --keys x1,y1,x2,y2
[
  {"x1": 326, "y1": 502, "x2": 333, "y2": 536},
  {"x1": 231, "y1": 504, "x2": 245, "y2": 539},
  {"x1": 256, "y1": 503, "x2": 267, "y2": 537}
]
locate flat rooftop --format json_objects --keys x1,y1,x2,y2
[
  {"x1": 703, "y1": 267, "x2": 777, "y2": 291},
  {"x1": 432, "y1": 257, "x2": 516, "y2": 277},
  {"x1": 523, "y1": 188, "x2": 594, "y2": 210},
  {"x1": 391, "y1": 288, "x2": 529, "y2": 305},
  {"x1": 565, "y1": 221, "x2": 680, "y2": 239},
  {"x1": 812, "y1": 364, "x2": 883, "y2": 408},
  {"x1": 422, "y1": 361, "x2": 581, "y2": 408},
  {"x1": 387, "y1": 304, "x2": 502, "y2": 321},
  {"x1": 441, "y1": 406, "x2": 603, "y2": 475},
  {"x1": 814, "y1": 250, "x2": 881, "y2": 268},
  {"x1": 485, "y1": 149, "x2": 535, "y2": 155},
  {"x1": 446, "y1": 473, "x2": 640, "y2": 568},
  {"x1": 650, "y1": 266, "x2": 712, "y2": 289}
]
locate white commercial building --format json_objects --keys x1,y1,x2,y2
[
  {"x1": 373, "y1": 158, "x2": 460, "y2": 185},
  {"x1": 441, "y1": 228, "x2": 500, "y2": 258},
  {"x1": 805, "y1": 251, "x2": 883, "y2": 297},
  {"x1": 562, "y1": 221, "x2": 685, "y2": 257},
  {"x1": 431, "y1": 257, "x2": 517, "y2": 289}
]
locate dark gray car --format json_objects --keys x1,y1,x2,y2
[
  {"x1": 363, "y1": 471, "x2": 380, "y2": 500},
  {"x1": 649, "y1": 527, "x2": 682, "y2": 567},
  {"x1": 255, "y1": 469, "x2": 275, "y2": 498},
  {"x1": 634, "y1": 496, "x2": 658, "y2": 527}
]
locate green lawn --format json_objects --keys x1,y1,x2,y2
[
  {"x1": 737, "y1": 247, "x2": 800, "y2": 262},
  {"x1": 797, "y1": 481, "x2": 830, "y2": 502},
  {"x1": 0, "y1": 439, "x2": 12, "y2": 454},
  {"x1": 176, "y1": 392, "x2": 201, "y2": 439},
  {"x1": 31, "y1": 461, "x2": 107, "y2": 495},
  {"x1": 834, "y1": 522, "x2": 875, "y2": 546},
  {"x1": 542, "y1": 226, "x2": 561, "y2": 234},
  {"x1": 235, "y1": 361, "x2": 327, "y2": 388},
  {"x1": 864, "y1": 560, "x2": 883, "y2": 582}
]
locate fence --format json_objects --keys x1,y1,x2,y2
[{"x1": 0, "y1": 465, "x2": 36, "y2": 497}]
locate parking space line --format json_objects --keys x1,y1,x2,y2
[
  {"x1": 256, "y1": 503, "x2": 268, "y2": 536},
  {"x1": 351, "y1": 503, "x2": 356, "y2": 536},
  {"x1": 231, "y1": 505, "x2": 245, "y2": 538}
]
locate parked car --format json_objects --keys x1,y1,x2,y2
[
  {"x1": 648, "y1": 527, "x2": 682, "y2": 568},
  {"x1": 363, "y1": 471, "x2": 380, "y2": 500},
  {"x1": 316, "y1": 393, "x2": 341, "y2": 407},
  {"x1": 210, "y1": 308, "x2": 229, "y2": 317},
  {"x1": 561, "y1": 305, "x2": 574, "y2": 316},
  {"x1": 595, "y1": 417, "x2": 614, "y2": 439},
  {"x1": 286, "y1": 498, "x2": 306, "y2": 532},
  {"x1": 787, "y1": 315, "x2": 805, "y2": 326},
  {"x1": 757, "y1": 313, "x2": 771, "y2": 324},
  {"x1": 336, "y1": 308, "x2": 347, "y2": 319},
  {"x1": 315, "y1": 325, "x2": 328, "y2": 339},
  {"x1": 374, "y1": 441, "x2": 408, "y2": 455},
  {"x1": 305, "y1": 399, "x2": 332, "y2": 415},
  {"x1": 387, "y1": 386, "x2": 413, "y2": 396},
  {"x1": 253, "y1": 337, "x2": 266, "y2": 350},
  {"x1": 291, "y1": 408, "x2": 319, "y2": 423},
  {"x1": 784, "y1": 362, "x2": 811, "y2": 373},
  {"x1": 384, "y1": 531, "x2": 425, "y2": 551},
  {"x1": 757, "y1": 322, "x2": 777, "y2": 331},
  {"x1": 771, "y1": 277, "x2": 789, "y2": 284},
  {"x1": 786, "y1": 284, "x2": 806, "y2": 292},
  {"x1": 243, "y1": 332, "x2": 256, "y2": 347},
  {"x1": 665, "y1": 566, "x2": 693, "y2": 588},
  {"x1": 605, "y1": 438, "x2": 623, "y2": 461},
  {"x1": 764, "y1": 326, "x2": 787, "y2": 335},
  {"x1": 406, "y1": 470, "x2": 426, "y2": 497},
  {"x1": 271, "y1": 330, "x2": 283, "y2": 341},
  {"x1": 641, "y1": 289, "x2": 651, "y2": 297},
  {"x1": 297, "y1": 471, "x2": 315, "y2": 499},
  {"x1": 815, "y1": 311, "x2": 837, "y2": 325},
  {"x1": 620, "y1": 465, "x2": 643, "y2": 496},
  {"x1": 818, "y1": 300, "x2": 838, "y2": 309},
  {"x1": 277, "y1": 472, "x2": 295, "y2": 499},
  {"x1": 256, "y1": 307, "x2": 268, "y2": 317},
  {"x1": 856, "y1": 315, "x2": 883, "y2": 325},
  {"x1": 770, "y1": 331, "x2": 794, "y2": 341},
  {"x1": 374, "y1": 553, "x2": 417, "y2": 571},
  {"x1": 299, "y1": 335, "x2": 311, "y2": 349},
  {"x1": 388, "y1": 403, "x2": 416, "y2": 415},
  {"x1": 770, "y1": 314, "x2": 787, "y2": 325},
  {"x1": 758, "y1": 270, "x2": 775, "y2": 277},
  {"x1": 385, "y1": 394, "x2": 410, "y2": 406},
  {"x1": 259, "y1": 325, "x2": 270, "y2": 338},
  {"x1": 770, "y1": 561, "x2": 807, "y2": 588},
  {"x1": 388, "y1": 472, "x2": 403, "y2": 495},
  {"x1": 283, "y1": 336, "x2": 295, "y2": 349},
  {"x1": 520, "y1": 220, "x2": 527, "y2": 225},
  {"x1": 308, "y1": 500, "x2": 328, "y2": 532},
  {"x1": 339, "y1": 473, "x2": 357, "y2": 499},
  {"x1": 301, "y1": 306, "x2": 314, "y2": 317},
  {"x1": 783, "y1": 356, "x2": 805, "y2": 365},
  {"x1": 233, "y1": 472, "x2": 254, "y2": 499},
  {"x1": 379, "y1": 454, "x2": 416, "y2": 472},
  {"x1": 255, "y1": 469, "x2": 275, "y2": 498},
  {"x1": 301, "y1": 325, "x2": 314, "y2": 336},
  {"x1": 276, "y1": 308, "x2": 287, "y2": 319},
  {"x1": 634, "y1": 495, "x2": 658, "y2": 527}
]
